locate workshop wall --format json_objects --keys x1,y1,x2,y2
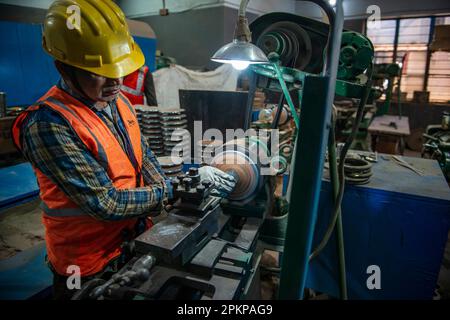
[
  {"x1": 0, "y1": 7, "x2": 157, "y2": 106},
  {"x1": 0, "y1": 21, "x2": 59, "y2": 107},
  {"x1": 136, "y1": 6, "x2": 257, "y2": 70},
  {"x1": 343, "y1": 19, "x2": 365, "y2": 33}
]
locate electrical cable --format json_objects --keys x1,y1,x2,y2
[
  {"x1": 327, "y1": 110, "x2": 348, "y2": 299},
  {"x1": 309, "y1": 76, "x2": 373, "y2": 260}
]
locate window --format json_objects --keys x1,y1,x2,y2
[
  {"x1": 367, "y1": 19, "x2": 396, "y2": 64},
  {"x1": 397, "y1": 18, "x2": 430, "y2": 99},
  {"x1": 428, "y1": 17, "x2": 450, "y2": 102},
  {"x1": 366, "y1": 16, "x2": 450, "y2": 103}
]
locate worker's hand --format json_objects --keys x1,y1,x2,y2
[{"x1": 198, "y1": 166, "x2": 236, "y2": 198}]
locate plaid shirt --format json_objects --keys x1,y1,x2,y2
[{"x1": 19, "y1": 80, "x2": 172, "y2": 221}]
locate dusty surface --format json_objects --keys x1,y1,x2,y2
[{"x1": 0, "y1": 199, "x2": 44, "y2": 260}]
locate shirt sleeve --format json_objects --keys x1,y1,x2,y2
[
  {"x1": 140, "y1": 135, "x2": 173, "y2": 201},
  {"x1": 21, "y1": 108, "x2": 168, "y2": 221}
]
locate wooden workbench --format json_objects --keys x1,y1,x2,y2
[{"x1": 368, "y1": 115, "x2": 411, "y2": 154}]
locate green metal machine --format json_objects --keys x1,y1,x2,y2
[
  {"x1": 422, "y1": 112, "x2": 450, "y2": 181},
  {"x1": 155, "y1": 51, "x2": 177, "y2": 69},
  {"x1": 246, "y1": 2, "x2": 374, "y2": 299},
  {"x1": 372, "y1": 62, "x2": 402, "y2": 116}
]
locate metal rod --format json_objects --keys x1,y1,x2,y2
[
  {"x1": 272, "y1": 61, "x2": 300, "y2": 128},
  {"x1": 271, "y1": 95, "x2": 285, "y2": 129},
  {"x1": 392, "y1": 19, "x2": 400, "y2": 64},
  {"x1": 423, "y1": 17, "x2": 435, "y2": 92},
  {"x1": 278, "y1": 0, "x2": 344, "y2": 300}
]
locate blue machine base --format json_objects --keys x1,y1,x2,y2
[{"x1": 306, "y1": 157, "x2": 450, "y2": 300}]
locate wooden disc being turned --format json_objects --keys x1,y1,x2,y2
[{"x1": 210, "y1": 151, "x2": 259, "y2": 201}]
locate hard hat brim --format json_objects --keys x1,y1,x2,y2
[
  {"x1": 79, "y1": 44, "x2": 145, "y2": 79},
  {"x1": 49, "y1": 42, "x2": 146, "y2": 79}
]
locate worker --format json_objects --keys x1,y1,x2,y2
[
  {"x1": 121, "y1": 64, "x2": 158, "y2": 106},
  {"x1": 11, "y1": 0, "x2": 235, "y2": 300}
]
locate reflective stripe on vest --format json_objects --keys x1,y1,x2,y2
[
  {"x1": 119, "y1": 93, "x2": 137, "y2": 116},
  {"x1": 121, "y1": 67, "x2": 146, "y2": 96},
  {"x1": 40, "y1": 202, "x2": 87, "y2": 217}
]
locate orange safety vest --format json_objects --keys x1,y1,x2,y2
[
  {"x1": 12, "y1": 86, "x2": 149, "y2": 277},
  {"x1": 121, "y1": 66, "x2": 149, "y2": 105}
]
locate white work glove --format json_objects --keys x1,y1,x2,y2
[{"x1": 198, "y1": 166, "x2": 236, "y2": 198}]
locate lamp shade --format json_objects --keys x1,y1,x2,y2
[{"x1": 211, "y1": 40, "x2": 269, "y2": 65}]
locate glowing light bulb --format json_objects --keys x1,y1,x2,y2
[
  {"x1": 230, "y1": 60, "x2": 250, "y2": 70},
  {"x1": 329, "y1": 0, "x2": 336, "y2": 6}
]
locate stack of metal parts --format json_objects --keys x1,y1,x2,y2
[
  {"x1": 159, "y1": 108, "x2": 188, "y2": 156},
  {"x1": 343, "y1": 156, "x2": 372, "y2": 185},
  {"x1": 135, "y1": 105, "x2": 164, "y2": 156},
  {"x1": 156, "y1": 156, "x2": 184, "y2": 179}
]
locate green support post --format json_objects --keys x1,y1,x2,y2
[
  {"x1": 278, "y1": 75, "x2": 332, "y2": 299},
  {"x1": 278, "y1": 0, "x2": 344, "y2": 299}
]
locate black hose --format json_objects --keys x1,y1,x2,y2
[
  {"x1": 310, "y1": 78, "x2": 372, "y2": 260},
  {"x1": 300, "y1": 0, "x2": 336, "y2": 75}
]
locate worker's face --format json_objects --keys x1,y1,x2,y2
[
  {"x1": 55, "y1": 61, "x2": 123, "y2": 103},
  {"x1": 74, "y1": 69, "x2": 123, "y2": 103}
]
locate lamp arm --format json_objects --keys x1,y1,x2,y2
[
  {"x1": 238, "y1": 0, "x2": 250, "y2": 17},
  {"x1": 235, "y1": 0, "x2": 252, "y2": 42}
]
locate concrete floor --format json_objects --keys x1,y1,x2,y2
[{"x1": 0, "y1": 199, "x2": 44, "y2": 260}]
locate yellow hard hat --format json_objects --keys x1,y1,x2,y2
[{"x1": 43, "y1": 0, "x2": 144, "y2": 78}]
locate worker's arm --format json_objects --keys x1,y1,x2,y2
[
  {"x1": 21, "y1": 108, "x2": 168, "y2": 220},
  {"x1": 144, "y1": 72, "x2": 158, "y2": 106},
  {"x1": 140, "y1": 135, "x2": 173, "y2": 202}
]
